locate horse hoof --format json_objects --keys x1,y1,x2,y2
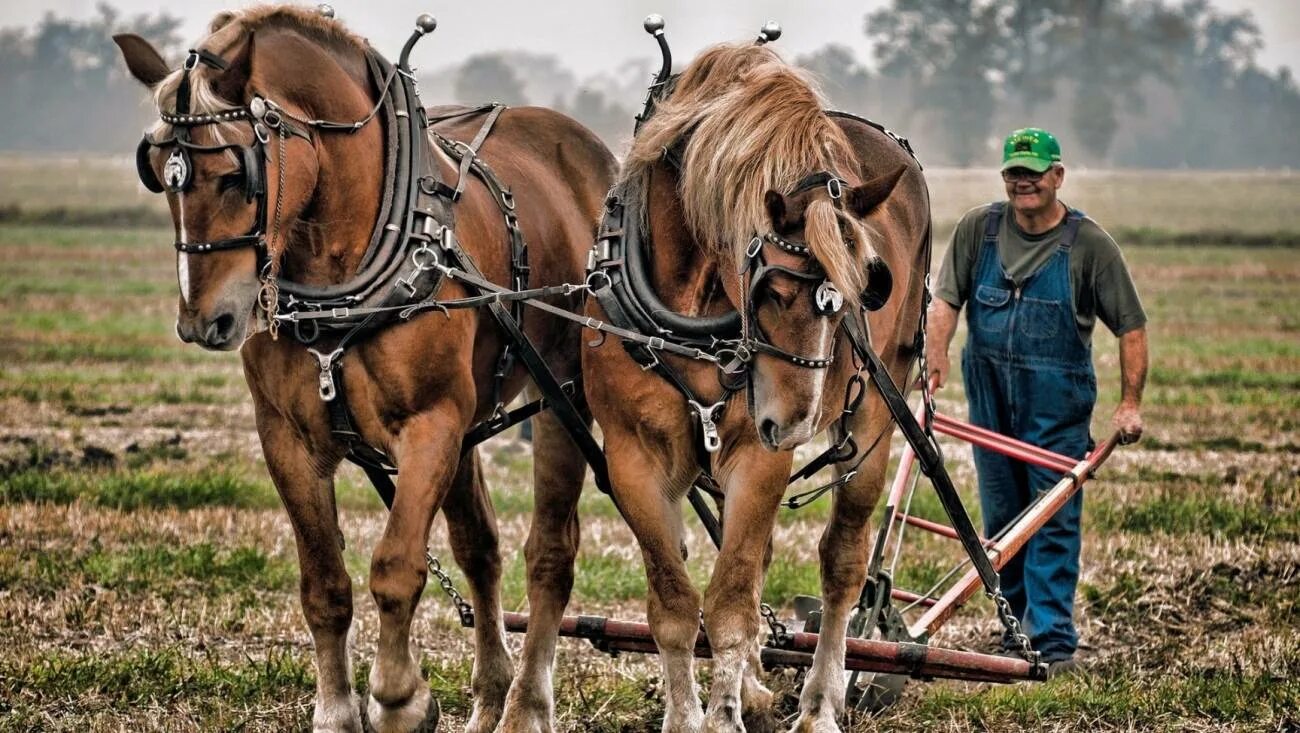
[
  {"x1": 741, "y1": 707, "x2": 780, "y2": 733},
  {"x1": 361, "y1": 688, "x2": 440, "y2": 733}
]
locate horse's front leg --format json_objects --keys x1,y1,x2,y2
[
  {"x1": 366, "y1": 400, "x2": 467, "y2": 733},
  {"x1": 602, "y1": 426, "x2": 705, "y2": 733},
  {"x1": 792, "y1": 410, "x2": 893, "y2": 733},
  {"x1": 703, "y1": 448, "x2": 788, "y2": 733},
  {"x1": 253, "y1": 398, "x2": 357, "y2": 732}
]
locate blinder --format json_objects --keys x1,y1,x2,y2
[
  {"x1": 136, "y1": 133, "x2": 263, "y2": 202},
  {"x1": 135, "y1": 137, "x2": 164, "y2": 193}
]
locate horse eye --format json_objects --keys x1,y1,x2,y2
[{"x1": 217, "y1": 172, "x2": 244, "y2": 192}]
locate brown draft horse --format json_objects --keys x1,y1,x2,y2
[
  {"x1": 582, "y1": 44, "x2": 929, "y2": 732},
  {"x1": 116, "y1": 7, "x2": 615, "y2": 732}
]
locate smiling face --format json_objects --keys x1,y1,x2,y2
[{"x1": 1003, "y1": 164, "x2": 1065, "y2": 217}]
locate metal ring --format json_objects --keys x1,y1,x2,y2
[
  {"x1": 585, "y1": 269, "x2": 612, "y2": 292},
  {"x1": 411, "y1": 244, "x2": 439, "y2": 271},
  {"x1": 827, "y1": 177, "x2": 844, "y2": 200}
]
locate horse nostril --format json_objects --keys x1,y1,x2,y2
[
  {"x1": 760, "y1": 418, "x2": 781, "y2": 449},
  {"x1": 204, "y1": 312, "x2": 237, "y2": 346}
]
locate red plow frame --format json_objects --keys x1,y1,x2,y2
[{"x1": 497, "y1": 404, "x2": 1119, "y2": 686}]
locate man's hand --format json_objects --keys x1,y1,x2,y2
[
  {"x1": 925, "y1": 299, "x2": 961, "y2": 391},
  {"x1": 1113, "y1": 402, "x2": 1143, "y2": 444},
  {"x1": 927, "y1": 352, "x2": 950, "y2": 392}
]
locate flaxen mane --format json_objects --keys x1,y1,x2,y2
[{"x1": 625, "y1": 42, "x2": 871, "y2": 302}]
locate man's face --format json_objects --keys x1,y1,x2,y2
[{"x1": 1002, "y1": 164, "x2": 1064, "y2": 215}]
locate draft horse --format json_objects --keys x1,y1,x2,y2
[
  {"x1": 582, "y1": 43, "x2": 930, "y2": 731},
  {"x1": 116, "y1": 6, "x2": 615, "y2": 732}
]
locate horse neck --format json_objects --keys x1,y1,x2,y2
[
  {"x1": 263, "y1": 36, "x2": 383, "y2": 286},
  {"x1": 646, "y1": 165, "x2": 731, "y2": 317}
]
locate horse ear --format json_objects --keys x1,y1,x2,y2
[
  {"x1": 765, "y1": 189, "x2": 787, "y2": 228},
  {"x1": 113, "y1": 34, "x2": 170, "y2": 88},
  {"x1": 211, "y1": 32, "x2": 255, "y2": 104},
  {"x1": 847, "y1": 165, "x2": 908, "y2": 219}
]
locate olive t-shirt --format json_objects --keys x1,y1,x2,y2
[{"x1": 934, "y1": 202, "x2": 1147, "y2": 346}]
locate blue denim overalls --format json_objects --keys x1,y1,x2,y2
[{"x1": 960, "y1": 201, "x2": 1095, "y2": 661}]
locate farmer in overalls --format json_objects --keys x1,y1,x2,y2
[{"x1": 925, "y1": 128, "x2": 1149, "y2": 676}]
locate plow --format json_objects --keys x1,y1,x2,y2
[{"x1": 484, "y1": 404, "x2": 1119, "y2": 706}]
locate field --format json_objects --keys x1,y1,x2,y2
[{"x1": 1, "y1": 158, "x2": 1298, "y2": 731}]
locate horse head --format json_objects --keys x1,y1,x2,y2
[
  {"x1": 743, "y1": 166, "x2": 905, "y2": 450},
  {"x1": 626, "y1": 42, "x2": 907, "y2": 450},
  {"x1": 115, "y1": 9, "x2": 382, "y2": 350}
]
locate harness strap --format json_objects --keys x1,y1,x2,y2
[
  {"x1": 450, "y1": 104, "x2": 506, "y2": 201},
  {"x1": 453, "y1": 248, "x2": 615, "y2": 498},
  {"x1": 842, "y1": 310, "x2": 1002, "y2": 595}
]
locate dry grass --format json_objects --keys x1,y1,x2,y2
[{"x1": 1, "y1": 167, "x2": 1298, "y2": 731}]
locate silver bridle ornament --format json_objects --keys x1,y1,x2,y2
[
  {"x1": 163, "y1": 150, "x2": 189, "y2": 191},
  {"x1": 815, "y1": 280, "x2": 844, "y2": 315}
]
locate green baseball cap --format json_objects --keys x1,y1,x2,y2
[{"x1": 1001, "y1": 127, "x2": 1061, "y2": 172}]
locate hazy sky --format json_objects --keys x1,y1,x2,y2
[{"x1": 5, "y1": 0, "x2": 1297, "y2": 78}]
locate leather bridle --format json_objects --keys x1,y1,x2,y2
[
  {"x1": 135, "y1": 46, "x2": 405, "y2": 330},
  {"x1": 723, "y1": 171, "x2": 857, "y2": 382}
]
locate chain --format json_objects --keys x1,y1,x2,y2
[
  {"x1": 426, "y1": 551, "x2": 475, "y2": 627},
  {"x1": 988, "y1": 587, "x2": 1035, "y2": 660},
  {"x1": 258, "y1": 126, "x2": 289, "y2": 340},
  {"x1": 760, "y1": 602, "x2": 791, "y2": 647}
]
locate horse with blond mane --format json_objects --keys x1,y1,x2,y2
[
  {"x1": 582, "y1": 42, "x2": 929, "y2": 731},
  {"x1": 116, "y1": 6, "x2": 616, "y2": 732}
]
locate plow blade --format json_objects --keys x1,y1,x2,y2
[{"x1": 501, "y1": 612, "x2": 1045, "y2": 684}]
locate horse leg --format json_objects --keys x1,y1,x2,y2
[
  {"x1": 254, "y1": 402, "x2": 358, "y2": 732},
  {"x1": 791, "y1": 415, "x2": 892, "y2": 733},
  {"x1": 739, "y1": 537, "x2": 777, "y2": 732},
  {"x1": 497, "y1": 398, "x2": 590, "y2": 732},
  {"x1": 702, "y1": 450, "x2": 787, "y2": 733},
  {"x1": 605, "y1": 431, "x2": 705, "y2": 733},
  {"x1": 441, "y1": 448, "x2": 512, "y2": 733},
  {"x1": 367, "y1": 404, "x2": 465, "y2": 733}
]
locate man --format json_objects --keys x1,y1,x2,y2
[{"x1": 925, "y1": 127, "x2": 1148, "y2": 675}]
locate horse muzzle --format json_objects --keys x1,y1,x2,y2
[{"x1": 176, "y1": 306, "x2": 247, "y2": 351}]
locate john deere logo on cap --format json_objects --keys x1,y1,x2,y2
[{"x1": 1002, "y1": 127, "x2": 1061, "y2": 173}]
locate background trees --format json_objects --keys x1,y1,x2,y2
[{"x1": 2, "y1": 1, "x2": 1296, "y2": 168}]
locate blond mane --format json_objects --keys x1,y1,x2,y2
[{"x1": 624, "y1": 42, "x2": 871, "y2": 302}]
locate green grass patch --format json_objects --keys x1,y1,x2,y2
[
  {"x1": 0, "y1": 467, "x2": 275, "y2": 510},
  {"x1": 1091, "y1": 494, "x2": 1299, "y2": 539},
  {"x1": 0, "y1": 541, "x2": 294, "y2": 596},
  {"x1": 0, "y1": 203, "x2": 170, "y2": 228},
  {"x1": 1113, "y1": 227, "x2": 1300, "y2": 248},
  {"x1": 1, "y1": 646, "x2": 314, "y2": 718},
  {"x1": 1149, "y1": 365, "x2": 1300, "y2": 391},
  {"x1": 887, "y1": 660, "x2": 1299, "y2": 731}
]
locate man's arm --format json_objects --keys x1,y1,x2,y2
[
  {"x1": 925, "y1": 298, "x2": 961, "y2": 391},
  {"x1": 1113, "y1": 326, "x2": 1147, "y2": 444}
]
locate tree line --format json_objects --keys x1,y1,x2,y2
[{"x1": 1, "y1": 1, "x2": 1296, "y2": 168}]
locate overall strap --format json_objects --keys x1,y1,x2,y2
[
  {"x1": 983, "y1": 202, "x2": 1005, "y2": 245},
  {"x1": 1059, "y1": 208, "x2": 1085, "y2": 251}
]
